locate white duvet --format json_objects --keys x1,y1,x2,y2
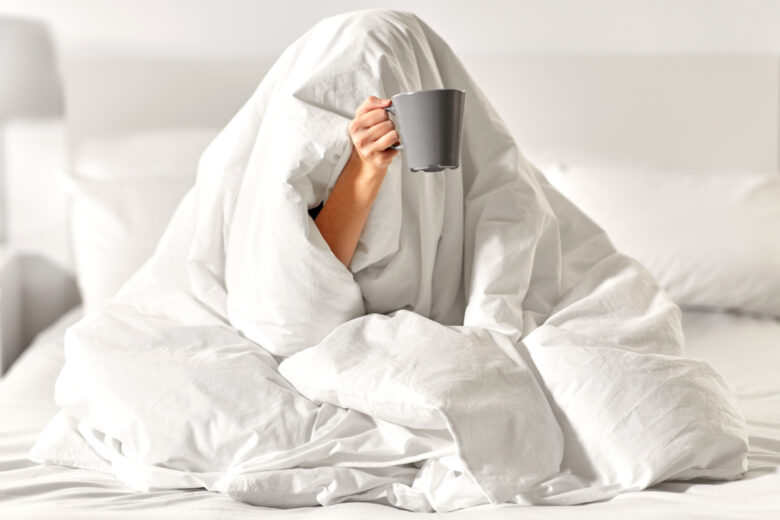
[{"x1": 30, "y1": 9, "x2": 748, "y2": 513}]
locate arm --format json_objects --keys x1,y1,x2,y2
[{"x1": 313, "y1": 96, "x2": 400, "y2": 268}]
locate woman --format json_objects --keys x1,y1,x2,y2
[{"x1": 35, "y1": 9, "x2": 746, "y2": 513}]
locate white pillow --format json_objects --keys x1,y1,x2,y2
[
  {"x1": 540, "y1": 161, "x2": 780, "y2": 317},
  {"x1": 68, "y1": 129, "x2": 219, "y2": 310}
]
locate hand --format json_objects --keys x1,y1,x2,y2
[{"x1": 347, "y1": 96, "x2": 401, "y2": 172}]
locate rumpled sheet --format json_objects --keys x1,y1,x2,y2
[{"x1": 29, "y1": 8, "x2": 748, "y2": 513}]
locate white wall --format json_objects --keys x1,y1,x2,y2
[{"x1": 1, "y1": 0, "x2": 780, "y2": 60}]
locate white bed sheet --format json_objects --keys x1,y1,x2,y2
[{"x1": 0, "y1": 307, "x2": 778, "y2": 519}]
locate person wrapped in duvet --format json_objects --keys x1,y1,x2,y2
[{"x1": 30, "y1": 8, "x2": 748, "y2": 513}]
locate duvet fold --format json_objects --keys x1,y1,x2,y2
[{"x1": 29, "y1": 8, "x2": 748, "y2": 512}]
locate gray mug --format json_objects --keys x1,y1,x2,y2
[{"x1": 384, "y1": 88, "x2": 466, "y2": 172}]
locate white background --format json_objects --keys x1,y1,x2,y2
[{"x1": 1, "y1": 0, "x2": 780, "y2": 59}]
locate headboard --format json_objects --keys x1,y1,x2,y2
[{"x1": 63, "y1": 55, "x2": 779, "y2": 172}]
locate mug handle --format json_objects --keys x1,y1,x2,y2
[{"x1": 384, "y1": 105, "x2": 404, "y2": 150}]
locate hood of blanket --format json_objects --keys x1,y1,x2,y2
[{"x1": 184, "y1": 9, "x2": 574, "y2": 356}]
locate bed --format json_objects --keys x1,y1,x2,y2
[
  {"x1": 1, "y1": 307, "x2": 778, "y2": 518},
  {"x1": 0, "y1": 53, "x2": 778, "y2": 517}
]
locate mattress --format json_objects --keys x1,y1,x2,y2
[{"x1": 0, "y1": 307, "x2": 778, "y2": 519}]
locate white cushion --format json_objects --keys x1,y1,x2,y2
[
  {"x1": 539, "y1": 160, "x2": 780, "y2": 317},
  {"x1": 68, "y1": 129, "x2": 218, "y2": 310}
]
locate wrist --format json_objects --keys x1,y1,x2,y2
[{"x1": 347, "y1": 145, "x2": 387, "y2": 182}]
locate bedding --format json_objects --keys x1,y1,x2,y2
[
  {"x1": 539, "y1": 159, "x2": 780, "y2": 317},
  {"x1": 2, "y1": 307, "x2": 778, "y2": 518},
  {"x1": 26, "y1": 8, "x2": 748, "y2": 513}
]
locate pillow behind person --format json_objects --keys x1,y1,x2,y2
[
  {"x1": 538, "y1": 160, "x2": 780, "y2": 317},
  {"x1": 68, "y1": 129, "x2": 219, "y2": 310}
]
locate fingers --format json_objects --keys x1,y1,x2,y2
[
  {"x1": 364, "y1": 119, "x2": 395, "y2": 142},
  {"x1": 349, "y1": 108, "x2": 390, "y2": 140},
  {"x1": 358, "y1": 107, "x2": 391, "y2": 128},
  {"x1": 355, "y1": 96, "x2": 390, "y2": 118},
  {"x1": 374, "y1": 128, "x2": 401, "y2": 151},
  {"x1": 354, "y1": 119, "x2": 398, "y2": 154}
]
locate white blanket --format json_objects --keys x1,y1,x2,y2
[{"x1": 30, "y1": 9, "x2": 748, "y2": 513}]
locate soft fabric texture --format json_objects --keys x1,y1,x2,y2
[
  {"x1": 67, "y1": 128, "x2": 218, "y2": 309},
  {"x1": 540, "y1": 160, "x2": 780, "y2": 317},
  {"x1": 30, "y1": 9, "x2": 747, "y2": 513}
]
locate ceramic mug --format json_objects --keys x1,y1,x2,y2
[{"x1": 384, "y1": 88, "x2": 466, "y2": 172}]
